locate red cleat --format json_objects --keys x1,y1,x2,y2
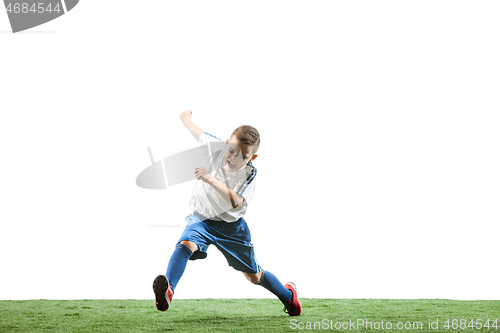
[
  {"x1": 283, "y1": 282, "x2": 302, "y2": 316},
  {"x1": 153, "y1": 275, "x2": 173, "y2": 311}
]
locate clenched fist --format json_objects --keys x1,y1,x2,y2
[
  {"x1": 180, "y1": 110, "x2": 193, "y2": 121},
  {"x1": 195, "y1": 167, "x2": 213, "y2": 183}
]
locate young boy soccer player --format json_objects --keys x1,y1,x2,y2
[{"x1": 153, "y1": 110, "x2": 301, "y2": 316}]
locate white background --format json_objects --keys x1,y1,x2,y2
[{"x1": 1, "y1": 1, "x2": 499, "y2": 301}]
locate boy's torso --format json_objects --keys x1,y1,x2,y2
[{"x1": 189, "y1": 133, "x2": 257, "y2": 223}]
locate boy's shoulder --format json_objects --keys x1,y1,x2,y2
[
  {"x1": 200, "y1": 132, "x2": 222, "y2": 143},
  {"x1": 235, "y1": 161, "x2": 257, "y2": 196},
  {"x1": 244, "y1": 161, "x2": 257, "y2": 183}
]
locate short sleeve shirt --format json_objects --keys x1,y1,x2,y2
[{"x1": 189, "y1": 132, "x2": 257, "y2": 222}]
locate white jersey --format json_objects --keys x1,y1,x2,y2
[{"x1": 189, "y1": 132, "x2": 257, "y2": 222}]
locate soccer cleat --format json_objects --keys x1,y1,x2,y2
[
  {"x1": 153, "y1": 275, "x2": 173, "y2": 311},
  {"x1": 283, "y1": 282, "x2": 302, "y2": 316}
]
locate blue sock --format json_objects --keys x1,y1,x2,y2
[
  {"x1": 258, "y1": 270, "x2": 293, "y2": 303},
  {"x1": 166, "y1": 244, "x2": 193, "y2": 293}
]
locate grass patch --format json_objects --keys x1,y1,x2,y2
[{"x1": 0, "y1": 299, "x2": 499, "y2": 332}]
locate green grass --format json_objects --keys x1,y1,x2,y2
[{"x1": 0, "y1": 299, "x2": 499, "y2": 332}]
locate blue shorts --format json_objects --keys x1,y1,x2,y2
[{"x1": 177, "y1": 213, "x2": 262, "y2": 274}]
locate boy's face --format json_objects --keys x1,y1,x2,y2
[{"x1": 224, "y1": 136, "x2": 257, "y2": 172}]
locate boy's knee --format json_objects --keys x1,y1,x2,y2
[
  {"x1": 179, "y1": 240, "x2": 199, "y2": 253},
  {"x1": 243, "y1": 270, "x2": 264, "y2": 284}
]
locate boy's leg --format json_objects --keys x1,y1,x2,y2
[
  {"x1": 153, "y1": 240, "x2": 198, "y2": 311},
  {"x1": 166, "y1": 241, "x2": 198, "y2": 292},
  {"x1": 244, "y1": 271, "x2": 301, "y2": 316},
  {"x1": 243, "y1": 270, "x2": 292, "y2": 303},
  {"x1": 210, "y1": 218, "x2": 301, "y2": 315},
  {"x1": 160, "y1": 214, "x2": 210, "y2": 295}
]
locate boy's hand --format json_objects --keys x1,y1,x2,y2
[
  {"x1": 195, "y1": 167, "x2": 213, "y2": 183},
  {"x1": 180, "y1": 110, "x2": 193, "y2": 120}
]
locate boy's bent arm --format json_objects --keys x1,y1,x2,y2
[
  {"x1": 194, "y1": 167, "x2": 245, "y2": 209},
  {"x1": 208, "y1": 177, "x2": 245, "y2": 209},
  {"x1": 180, "y1": 110, "x2": 203, "y2": 141}
]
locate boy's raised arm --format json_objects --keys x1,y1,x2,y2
[{"x1": 180, "y1": 110, "x2": 203, "y2": 141}]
